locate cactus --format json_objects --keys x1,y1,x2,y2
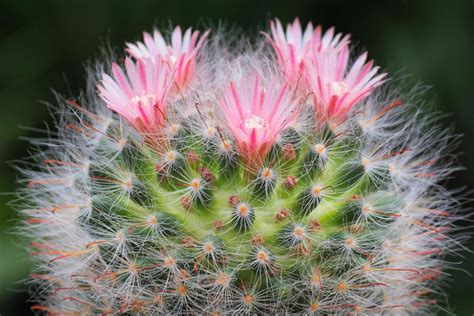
[{"x1": 16, "y1": 19, "x2": 468, "y2": 315}]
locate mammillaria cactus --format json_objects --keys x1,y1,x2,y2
[{"x1": 16, "y1": 19, "x2": 468, "y2": 314}]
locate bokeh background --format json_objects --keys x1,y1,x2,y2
[{"x1": 1, "y1": 0, "x2": 473, "y2": 314}]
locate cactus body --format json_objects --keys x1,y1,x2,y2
[{"x1": 17, "y1": 20, "x2": 467, "y2": 315}]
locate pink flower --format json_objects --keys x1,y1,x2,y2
[
  {"x1": 306, "y1": 45, "x2": 387, "y2": 125},
  {"x1": 126, "y1": 26, "x2": 210, "y2": 90},
  {"x1": 220, "y1": 74, "x2": 299, "y2": 165},
  {"x1": 98, "y1": 57, "x2": 172, "y2": 133},
  {"x1": 264, "y1": 18, "x2": 350, "y2": 86}
]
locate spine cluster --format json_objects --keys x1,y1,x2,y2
[{"x1": 16, "y1": 19, "x2": 467, "y2": 315}]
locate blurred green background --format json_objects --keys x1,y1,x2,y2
[{"x1": 1, "y1": 0, "x2": 473, "y2": 314}]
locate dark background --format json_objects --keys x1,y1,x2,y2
[{"x1": 1, "y1": 0, "x2": 473, "y2": 314}]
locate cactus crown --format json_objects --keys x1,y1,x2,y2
[{"x1": 17, "y1": 19, "x2": 467, "y2": 315}]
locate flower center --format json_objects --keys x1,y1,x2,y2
[
  {"x1": 165, "y1": 53, "x2": 178, "y2": 64},
  {"x1": 131, "y1": 93, "x2": 157, "y2": 107},
  {"x1": 242, "y1": 115, "x2": 269, "y2": 131},
  {"x1": 331, "y1": 81, "x2": 347, "y2": 97}
]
